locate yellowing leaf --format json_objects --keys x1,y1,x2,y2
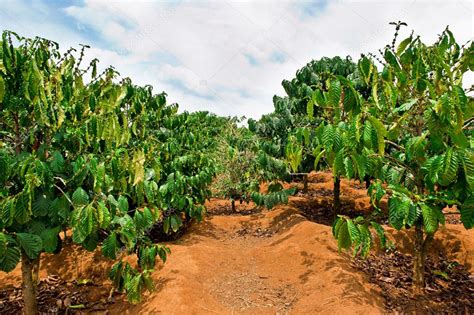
[{"x1": 132, "y1": 150, "x2": 146, "y2": 186}]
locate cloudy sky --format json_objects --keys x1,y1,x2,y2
[{"x1": 0, "y1": 0, "x2": 472, "y2": 119}]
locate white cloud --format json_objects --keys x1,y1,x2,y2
[{"x1": 0, "y1": 0, "x2": 472, "y2": 119}]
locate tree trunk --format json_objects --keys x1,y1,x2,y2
[
  {"x1": 412, "y1": 225, "x2": 425, "y2": 293},
  {"x1": 32, "y1": 258, "x2": 40, "y2": 290},
  {"x1": 412, "y1": 225, "x2": 433, "y2": 294},
  {"x1": 21, "y1": 252, "x2": 39, "y2": 315},
  {"x1": 231, "y1": 199, "x2": 236, "y2": 213},
  {"x1": 333, "y1": 176, "x2": 341, "y2": 217},
  {"x1": 303, "y1": 174, "x2": 308, "y2": 193}
]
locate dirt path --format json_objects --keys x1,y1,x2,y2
[{"x1": 110, "y1": 204, "x2": 384, "y2": 314}]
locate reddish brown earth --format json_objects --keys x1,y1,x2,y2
[{"x1": 1, "y1": 172, "x2": 473, "y2": 314}]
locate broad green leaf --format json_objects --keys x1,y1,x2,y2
[
  {"x1": 388, "y1": 197, "x2": 410, "y2": 230},
  {"x1": 337, "y1": 221, "x2": 351, "y2": 251},
  {"x1": 367, "y1": 116, "x2": 386, "y2": 155},
  {"x1": 393, "y1": 99, "x2": 417, "y2": 113},
  {"x1": 72, "y1": 187, "x2": 89, "y2": 208},
  {"x1": 420, "y1": 204, "x2": 439, "y2": 235},
  {"x1": 0, "y1": 246, "x2": 20, "y2": 272},
  {"x1": 397, "y1": 36, "x2": 412, "y2": 55},
  {"x1": 0, "y1": 233, "x2": 6, "y2": 254},
  {"x1": 16, "y1": 233, "x2": 43, "y2": 259},
  {"x1": 118, "y1": 196, "x2": 129, "y2": 213},
  {"x1": 346, "y1": 219, "x2": 360, "y2": 243},
  {"x1": 170, "y1": 214, "x2": 182, "y2": 233},
  {"x1": 460, "y1": 196, "x2": 474, "y2": 229},
  {"x1": 40, "y1": 228, "x2": 60, "y2": 253},
  {"x1": 102, "y1": 232, "x2": 119, "y2": 259},
  {"x1": 327, "y1": 79, "x2": 341, "y2": 107}
]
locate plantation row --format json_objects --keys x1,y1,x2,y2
[
  {"x1": 250, "y1": 23, "x2": 473, "y2": 293},
  {"x1": 0, "y1": 23, "x2": 473, "y2": 313},
  {"x1": 0, "y1": 30, "x2": 294, "y2": 313}
]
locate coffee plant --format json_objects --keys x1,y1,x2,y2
[
  {"x1": 212, "y1": 117, "x2": 295, "y2": 212},
  {"x1": 330, "y1": 25, "x2": 473, "y2": 291},
  {"x1": 0, "y1": 31, "x2": 216, "y2": 312}
]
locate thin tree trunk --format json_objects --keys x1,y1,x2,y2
[
  {"x1": 21, "y1": 252, "x2": 38, "y2": 315},
  {"x1": 333, "y1": 176, "x2": 341, "y2": 217},
  {"x1": 303, "y1": 174, "x2": 308, "y2": 193},
  {"x1": 31, "y1": 258, "x2": 40, "y2": 290},
  {"x1": 412, "y1": 225, "x2": 434, "y2": 294},
  {"x1": 231, "y1": 199, "x2": 236, "y2": 213},
  {"x1": 412, "y1": 225, "x2": 425, "y2": 293}
]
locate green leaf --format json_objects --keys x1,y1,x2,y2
[
  {"x1": 460, "y1": 196, "x2": 474, "y2": 229},
  {"x1": 439, "y1": 148, "x2": 459, "y2": 186},
  {"x1": 367, "y1": 116, "x2": 386, "y2": 155},
  {"x1": 333, "y1": 150, "x2": 345, "y2": 177},
  {"x1": 0, "y1": 233, "x2": 6, "y2": 255},
  {"x1": 14, "y1": 193, "x2": 30, "y2": 224},
  {"x1": 16, "y1": 233, "x2": 43, "y2": 259},
  {"x1": 125, "y1": 274, "x2": 142, "y2": 304},
  {"x1": 393, "y1": 99, "x2": 417, "y2": 113},
  {"x1": 118, "y1": 196, "x2": 129, "y2": 213},
  {"x1": 461, "y1": 150, "x2": 474, "y2": 190},
  {"x1": 346, "y1": 219, "x2": 360, "y2": 243},
  {"x1": 132, "y1": 150, "x2": 145, "y2": 186},
  {"x1": 50, "y1": 151, "x2": 65, "y2": 173},
  {"x1": 307, "y1": 99, "x2": 314, "y2": 119},
  {"x1": 102, "y1": 232, "x2": 120, "y2": 259},
  {"x1": 388, "y1": 197, "x2": 409, "y2": 230},
  {"x1": 406, "y1": 203, "x2": 420, "y2": 227},
  {"x1": 72, "y1": 187, "x2": 89, "y2": 208},
  {"x1": 358, "y1": 57, "x2": 372, "y2": 83},
  {"x1": 397, "y1": 36, "x2": 412, "y2": 55},
  {"x1": 342, "y1": 85, "x2": 360, "y2": 114},
  {"x1": 337, "y1": 221, "x2": 352, "y2": 251},
  {"x1": 313, "y1": 89, "x2": 326, "y2": 107},
  {"x1": 163, "y1": 217, "x2": 170, "y2": 234},
  {"x1": 32, "y1": 193, "x2": 51, "y2": 217},
  {"x1": 322, "y1": 124, "x2": 335, "y2": 152},
  {"x1": 0, "y1": 246, "x2": 21, "y2": 272},
  {"x1": 0, "y1": 152, "x2": 10, "y2": 183},
  {"x1": 420, "y1": 204, "x2": 439, "y2": 235},
  {"x1": 83, "y1": 232, "x2": 99, "y2": 252},
  {"x1": 81, "y1": 204, "x2": 95, "y2": 235},
  {"x1": 97, "y1": 202, "x2": 111, "y2": 229},
  {"x1": 344, "y1": 156, "x2": 354, "y2": 179},
  {"x1": 40, "y1": 228, "x2": 60, "y2": 253},
  {"x1": 170, "y1": 214, "x2": 182, "y2": 233},
  {"x1": 333, "y1": 217, "x2": 343, "y2": 238},
  {"x1": 327, "y1": 79, "x2": 341, "y2": 107},
  {"x1": 384, "y1": 49, "x2": 401, "y2": 70}
]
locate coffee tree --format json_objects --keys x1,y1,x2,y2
[
  {"x1": 0, "y1": 31, "x2": 183, "y2": 312},
  {"x1": 149, "y1": 111, "x2": 223, "y2": 234},
  {"x1": 213, "y1": 118, "x2": 295, "y2": 212},
  {"x1": 249, "y1": 56, "x2": 357, "y2": 170},
  {"x1": 211, "y1": 118, "x2": 260, "y2": 212},
  {"x1": 333, "y1": 25, "x2": 473, "y2": 292}
]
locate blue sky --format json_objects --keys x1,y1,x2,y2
[{"x1": 0, "y1": 0, "x2": 472, "y2": 119}]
